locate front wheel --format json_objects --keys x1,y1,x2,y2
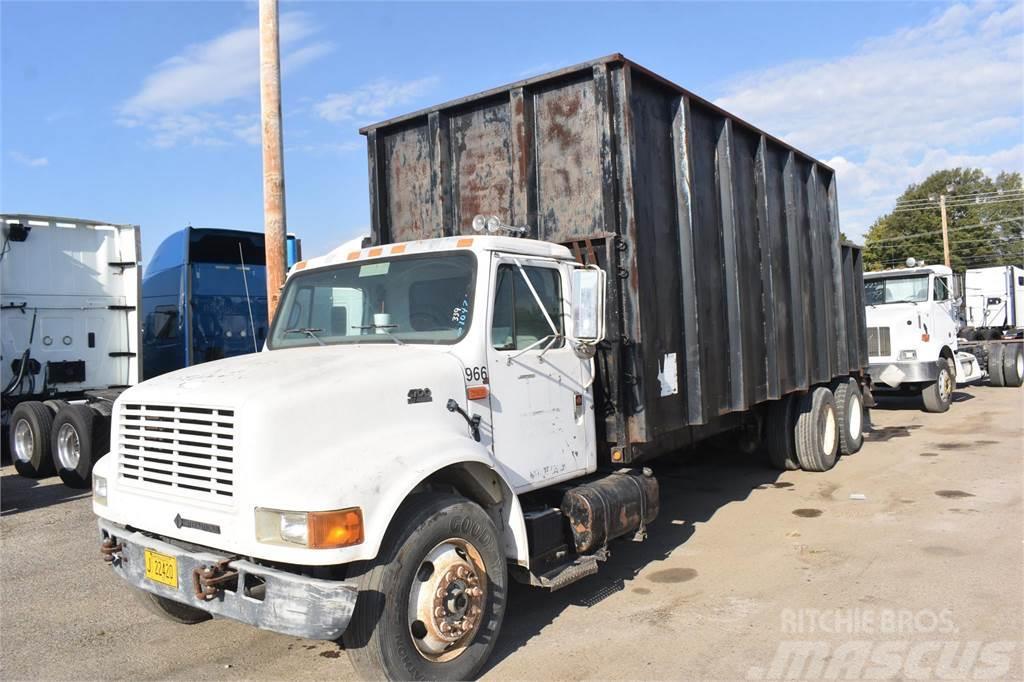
[
  {"x1": 136, "y1": 590, "x2": 212, "y2": 625},
  {"x1": 344, "y1": 494, "x2": 507, "y2": 681},
  {"x1": 921, "y1": 361, "x2": 954, "y2": 413}
]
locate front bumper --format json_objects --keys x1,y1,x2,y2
[
  {"x1": 98, "y1": 519, "x2": 358, "y2": 640},
  {"x1": 868, "y1": 360, "x2": 943, "y2": 388}
]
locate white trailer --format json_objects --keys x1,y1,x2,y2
[
  {"x1": 963, "y1": 265, "x2": 1024, "y2": 339},
  {"x1": 2, "y1": 214, "x2": 141, "y2": 487}
]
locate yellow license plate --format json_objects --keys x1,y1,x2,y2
[{"x1": 144, "y1": 548, "x2": 178, "y2": 588}]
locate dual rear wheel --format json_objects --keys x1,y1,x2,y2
[
  {"x1": 765, "y1": 379, "x2": 864, "y2": 472},
  {"x1": 7, "y1": 400, "x2": 110, "y2": 488}
]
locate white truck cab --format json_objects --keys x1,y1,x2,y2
[
  {"x1": 863, "y1": 262, "x2": 959, "y2": 412},
  {"x1": 94, "y1": 234, "x2": 611, "y2": 678}
]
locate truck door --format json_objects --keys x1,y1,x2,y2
[
  {"x1": 932, "y1": 275, "x2": 957, "y2": 347},
  {"x1": 486, "y1": 255, "x2": 592, "y2": 492}
]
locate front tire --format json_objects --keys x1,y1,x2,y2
[
  {"x1": 51, "y1": 405, "x2": 109, "y2": 489},
  {"x1": 10, "y1": 401, "x2": 56, "y2": 478},
  {"x1": 921, "y1": 360, "x2": 954, "y2": 413},
  {"x1": 832, "y1": 378, "x2": 864, "y2": 455},
  {"x1": 794, "y1": 387, "x2": 840, "y2": 472},
  {"x1": 344, "y1": 494, "x2": 507, "y2": 681},
  {"x1": 136, "y1": 590, "x2": 211, "y2": 625}
]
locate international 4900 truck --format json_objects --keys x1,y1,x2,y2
[{"x1": 93, "y1": 55, "x2": 871, "y2": 680}]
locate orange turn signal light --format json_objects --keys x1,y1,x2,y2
[
  {"x1": 921, "y1": 333, "x2": 930, "y2": 342},
  {"x1": 467, "y1": 385, "x2": 489, "y2": 400},
  {"x1": 308, "y1": 508, "x2": 364, "y2": 549}
]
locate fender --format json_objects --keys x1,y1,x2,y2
[{"x1": 353, "y1": 429, "x2": 530, "y2": 566}]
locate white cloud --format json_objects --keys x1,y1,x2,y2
[
  {"x1": 714, "y1": 2, "x2": 1024, "y2": 239},
  {"x1": 10, "y1": 152, "x2": 49, "y2": 168},
  {"x1": 119, "y1": 12, "x2": 332, "y2": 148},
  {"x1": 314, "y1": 77, "x2": 439, "y2": 124}
]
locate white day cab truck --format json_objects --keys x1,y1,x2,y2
[
  {"x1": 93, "y1": 56, "x2": 874, "y2": 680},
  {"x1": 2, "y1": 214, "x2": 141, "y2": 487}
]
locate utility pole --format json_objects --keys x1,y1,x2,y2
[
  {"x1": 259, "y1": 0, "x2": 287, "y2": 320},
  {"x1": 939, "y1": 194, "x2": 951, "y2": 268}
]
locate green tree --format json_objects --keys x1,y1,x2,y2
[{"x1": 863, "y1": 168, "x2": 1022, "y2": 272}]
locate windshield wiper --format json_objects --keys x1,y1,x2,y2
[
  {"x1": 354, "y1": 324, "x2": 406, "y2": 346},
  {"x1": 284, "y1": 327, "x2": 325, "y2": 346}
]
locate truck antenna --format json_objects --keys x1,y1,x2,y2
[{"x1": 239, "y1": 243, "x2": 259, "y2": 353}]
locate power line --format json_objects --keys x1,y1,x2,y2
[
  {"x1": 891, "y1": 195, "x2": 1024, "y2": 213},
  {"x1": 863, "y1": 216, "x2": 1024, "y2": 245},
  {"x1": 895, "y1": 188, "x2": 1024, "y2": 206}
]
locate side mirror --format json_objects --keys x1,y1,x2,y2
[{"x1": 570, "y1": 268, "x2": 606, "y2": 343}]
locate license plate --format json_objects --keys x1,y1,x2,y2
[{"x1": 144, "y1": 548, "x2": 178, "y2": 588}]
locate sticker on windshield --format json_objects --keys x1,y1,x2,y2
[
  {"x1": 451, "y1": 295, "x2": 470, "y2": 328},
  {"x1": 359, "y1": 262, "x2": 390, "y2": 277}
]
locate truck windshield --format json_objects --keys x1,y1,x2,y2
[
  {"x1": 864, "y1": 275, "x2": 930, "y2": 305},
  {"x1": 268, "y1": 252, "x2": 476, "y2": 348}
]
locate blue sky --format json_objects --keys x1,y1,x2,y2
[{"x1": 2, "y1": 1, "x2": 1022, "y2": 264}]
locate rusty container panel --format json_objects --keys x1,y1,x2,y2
[{"x1": 361, "y1": 55, "x2": 868, "y2": 461}]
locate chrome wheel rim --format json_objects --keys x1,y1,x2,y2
[
  {"x1": 13, "y1": 419, "x2": 33, "y2": 463},
  {"x1": 56, "y1": 422, "x2": 81, "y2": 470},
  {"x1": 938, "y1": 368, "x2": 952, "y2": 402},
  {"x1": 849, "y1": 393, "x2": 863, "y2": 438},
  {"x1": 1016, "y1": 351, "x2": 1023, "y2": 377},
  {"x1": 408, "y1": 537, "x2": 488, "y2": 662},
  {"x1": 822, "y1": 404, "x2": 837, "y2": 454}
]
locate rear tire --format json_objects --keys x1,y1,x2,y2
[
  {"x1": 10, "y1": 401, "x2": 56, "y2": 478},
  {"x1": 794, "y1": 387, "x2": 840, "y2": 472},
  {"x1": 43, "y1": 399, "x2": 70, "y2": 415},
  {"x1": 136, "y1": 590, "x2": 212, "y2": 625},
  {"x1": 921, "y1": 360, "x2": 954, "y2": 413},
  {"x1": 1001, "y1": 344, "x2": 1024, "y2": 387},
  {"x1": 51, "y1": 405, "x2": 108, "y2": 489},
  {"x1": 832, "y1": 378, "x2": 864, "y2": 455},
  {"x1": 765, "y1": 395, "x2": 799, "y2": 471},
  {"x1": 988, "y1": 343, "x2": 1006, "y2": 387},
  {"x1": 344, "y1": 494, "x2": 507, "y2": 681}
]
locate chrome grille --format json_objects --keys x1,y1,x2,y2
[
  {"x1": 118, "y1": 403, "x2": 235, "y2": 502},
  {"x1": 867, "y1": 327, "x2": 891, "y2": 357}
]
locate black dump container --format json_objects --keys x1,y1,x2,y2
[{"x1": 360, "y1": 54, "x2": 868, "y2": 464}]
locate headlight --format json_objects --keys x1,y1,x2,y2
[
  {"x1": 899, "y1": 350, "x2": 918, "y2": 361},
  {"x1": 92, "y1": 474, "x2": 108, "y2": 505},
  {"x1": 255, "y1": 507, "x2": 363, "y2": 549}
]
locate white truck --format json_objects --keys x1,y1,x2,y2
[
  {"x1": 962, "y1": 265, "x2": 1024, "y2": 340},
  {"x1": 92, "y1": 56, "x2": 874, "y2": 680},
  {"x1": 863, "y1": 262, "x2": 964, "y2": 411},
  {"x1": 2, "y1": 214, "x2": 141, "y2": 487}
]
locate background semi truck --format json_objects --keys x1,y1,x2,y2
[
  {"x1": 3, "y1": 218, "x2": 290, "y2": 488},
  {"x1": 141, "y1": 227, "x2": 300, "y2": 379},
  {"x1": 962, "y1": 264, "x2": 1024, "y2": 340},
  {"x1": 94, "y1": 55, "x2": 870, "y2": 680},
  {"x1": 2, "y1": 215, "x2": 141, "y2": 487}
]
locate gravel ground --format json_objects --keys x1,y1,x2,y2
[{"x1": 2, "y1": 383, "x2": 1021, "y2": 680}]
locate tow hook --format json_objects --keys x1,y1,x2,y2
[
  {"x1": 192, "y1": 559, "x2": 239, "y2": 601},
  {"x1": 100, "y1": 537, "x2": 124, "y2": 563}
]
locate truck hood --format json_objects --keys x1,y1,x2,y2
[{"x1": 123, "y1": 344, "x2": 463, "y2": 410}]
